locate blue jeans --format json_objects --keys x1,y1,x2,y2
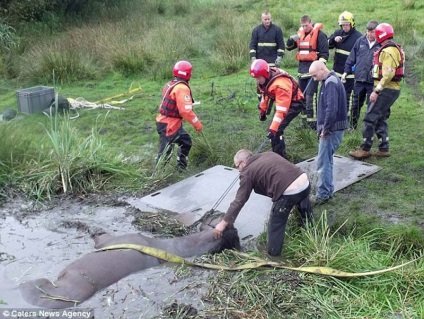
[{"x1": 316, "y1": 130, "x2": 344, "y2": 200}]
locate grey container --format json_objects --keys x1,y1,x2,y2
[{"x1": 16, "y1": 86, "x2": 55, "y2": 114}]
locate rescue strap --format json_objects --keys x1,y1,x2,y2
[
  {"x1": 97, "y1": 244, "x2": 421, "y2": 278},
  {"x1": 93, "y1": 83, "x2": 142, "y2": 104}
]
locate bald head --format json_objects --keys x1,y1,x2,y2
[
  {"x1": 234, "y1": 149, "x2": 253, "y2": 171},
  {"x1": 309, "y1": 61, "x2": 329, "y2": 81}
]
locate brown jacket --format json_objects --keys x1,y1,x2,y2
[{"x1": 223, "y1": 152, "x2": 304, "y2": 224}]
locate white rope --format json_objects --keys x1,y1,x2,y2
[{"x1": 68, "y1": 97, "x2": 125, "y2": 110}]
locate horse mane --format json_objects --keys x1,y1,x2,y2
[{"x1": 209, "y1": 226, "x2": 241, "y2": 254}]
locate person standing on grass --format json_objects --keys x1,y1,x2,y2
[
  {"x1": 249, "y1": 59, "x2": 306, "y2": 159},
  {"x1": 349, "y1": 23, "x2": 404, "y2": 160},
  {"x1": 155, "y1": 61, "x2": 203, "y2": 169},
  {"x1": 286, "y1": 14, "x2": 329, "y2": 131},
  {"x1": 249, "y1": 10, "x2": 285, "y2": 101},
  {"x1": 214, "y1": 149, "x2": 313, "y2": 257},
  {"x1": 328, "y1": 11, "x2": 362, "y2": 123},
  {"x1": 309, "y1": 61, "x2": 348, "y2": 205},
  {"x1": 343, "y1": 20, "x2": 380, "y2": 130}
]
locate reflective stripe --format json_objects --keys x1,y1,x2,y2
[
  {"x1": 273, "y1": 116, "x2": 283, "y2": 123},
  {"x1": 299, "y1": 41, "x2": 309, "y2": 46},
  {"x1": 192, "y1": 116, "x2": 199, "y2": 123},
  {"x1": 335, "y1": 48, "x2": 350, "y2": 55},
  {"x1": 299, "y1": 50, "x2": 311, "y2": 55},
  {"x1": 184, "y1": 104, "x2": 193, "y2": 110},
  {"x1": 277, "y1": 49, "x2": 285, "y2": 53},
  {"x1": 298, "y1": 73, "x2": 312, "y2": 78},
  {"x1": 276, "y1": 105, "x2": 288, "y2": 112},
  {"x1": 335, "y1": 72, "x2": 355, "y2": 79},
  {"x1": 258, "y1": 42, "x2": 277, "y2": 47},
  {"x1": 250, "y1": 49, "x2": 256, "y2": 53}
]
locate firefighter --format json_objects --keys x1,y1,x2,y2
[
  {"x1": 349, "y1": 23, "x2": 405, "y2": 160},
  {"x1": 250, "y1": 59, "x2": 306, "y2": 159},
  {"x1": 286, "y1": 15, "x2": 329, "y2": 131},
  {"x1": 328, "y1": 11, "x2": 362, "y2": 119},
  {"x1": 249, "y1": 11, "x2": 285, "y2": 67},
  {"x1": 155, "y1": 61, "x2": 203, "y2": 169},
  {"x1": 249, "y1": 11, "x2": 285, "y2": 101}
]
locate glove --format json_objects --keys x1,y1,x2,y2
[
  {"x1": 195, "y1": 122, "x2": 203, "y2": 133},
  {"x1": 259, "y1": 111, "x2": 267, "y2": 121},
  {"x1": 267, "y1": 129, "x2": 276, "y2": 139},
  {"x1": 290, "y1": 34, "x2": 300, "y2": 41},
  {"x1": 275, "y1": 56, "x2": 282, "y2": 67},
  {"x1": 341, "y1": 73, "x2": 347, "y2": 83},
  {"x1": 251, "y1": 57, "x2": 256, "y2": 62}
]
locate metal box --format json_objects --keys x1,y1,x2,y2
[{"x1": 16, "y1": 86, "x2": 55, "y2": 114}]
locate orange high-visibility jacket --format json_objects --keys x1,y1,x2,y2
[
  {"x1": 156, "y1": 80, "x2": 202, "y2": 136},
  {"x1": 296, "y1": 23, "x2": 323, "y2": 62},
  {"x1": 259, "y1": 70, "x2": 304, "y2": 132}
]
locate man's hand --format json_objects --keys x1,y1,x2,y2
[
  {"x1": 267, "y1": 129, "x2": 276, "y2": 139},
  {"x1": 214, "y1": 220, "x2": 228, "y2": 239},
  {"x1": 370, "y1": 91, "x2": 379, "y2": 103},
  {"x1": 275, "y1": 56, "x2": 282, "y2": 67},
  {"x1": 341, "y1": 73, "x2": 347, "y2": 83},
  {"x1": 259, "y1": 110, "x2": 267, "y2": 121},
  {"x1": 335, "y1": 36, "x2": 343, "y2": 42},
  {"x1": 290, "y1": 34, "x2": 300, "y2": 41}
]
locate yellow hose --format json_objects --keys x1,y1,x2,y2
[{"x1": 97, "y1": 244, "x2": 421, "y2": 278}]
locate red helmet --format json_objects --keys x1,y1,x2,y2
[
  {"x1": 250, "y1": 59, "x2": 270, "y2": 79},
  {"x1": 375, "y1": 23, "x2": 394, "y2": 43},
  {"x1": 173, "y1": 61, "x2": 192, "y2": 80}
]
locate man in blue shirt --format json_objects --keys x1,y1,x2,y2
[{"x1": 309, "y1": 61, "x2": 348, "y2": 204}]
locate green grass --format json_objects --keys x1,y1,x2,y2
[{"x1": 0, "y1": 0, "x2": 424, "y2": 317}]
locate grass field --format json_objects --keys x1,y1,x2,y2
[{"x1": 0, "y1": 0, "x2": 423, "y2": 317}]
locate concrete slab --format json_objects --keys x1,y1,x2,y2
[{"x1": 125, "y1": 156, "x2": 381, "y2": 242}]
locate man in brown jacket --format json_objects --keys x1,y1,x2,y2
[{"x1": 214, "y1": 149, "x2": 313, "y2": 256}]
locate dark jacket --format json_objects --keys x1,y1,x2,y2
[
  {"x1": 250, "y1": 23, "x2": 285, "y2": 64},
  {"x1": 344, "y1": 34, "x2": 380, "y2": 83},
  {"x1": 286, "y1": 28, "x2": 329, "y2": 75},
  {"x1": 223, "y1": 152, "x2": 304, "y2": 224},
  {"x1": 328, "y1": 27, "x2": 362, "y2": 75},
  {"x1": 317, "y1": 71, "x2": 348, "y2": 135}
]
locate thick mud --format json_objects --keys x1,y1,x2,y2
[{"x1": 0, "y1": 194, "x2": 221, "y2": 319}]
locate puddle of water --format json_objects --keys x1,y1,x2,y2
[{"x1": 0, "y1": 199, "x2": 214, "y2": 318}]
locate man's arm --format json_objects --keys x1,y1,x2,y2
[
  {"x1": 317, "y1": 31, "x2": 330, "y2": 63},
  {"x1": 174, "y1": 84, "x2": 202, "y2": 132},
  {"x1": 249, "y1": 27, "x2": 259, "y2": 59},
  {"x1": 275, "y1": 26, "x2": 285, "y2": 58}
]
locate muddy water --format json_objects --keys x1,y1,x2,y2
[{"x1": 0, "y1": 195, "x2": 215, "y2": 318}]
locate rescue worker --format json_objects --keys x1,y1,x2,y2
[
  {"x1": 286, "y1": 15, "x2": 329, "y2": 131},
  {"x1": 249, "y1": 11, "x2": 285, "y2": 67},
  {"x1": 349, "y1": 23, "x2": 404, "y2": 160},
  {"x1": 214, "y1": 149, "x2": 313, "y2": 257},
  {"x1": 343, "y1": 20, "x2": 380, "y2": 130},
  {"x1": 250, "y1": 11, "x2": 285, "y2": 101},
  {"x1": 328, "y1": 11, "x2": 362, "y2": 119},
  {"x1": 250, "y1": 59, "x2": 306, "y2": 159},
  {"x1": 155, "y1": 61, "x2": 203, "y2": 169}
]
